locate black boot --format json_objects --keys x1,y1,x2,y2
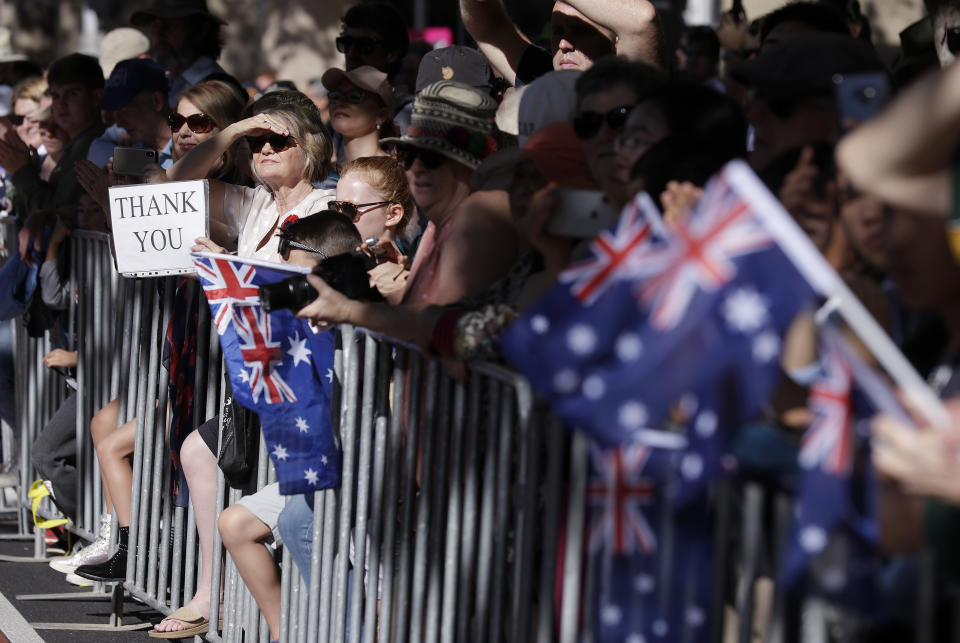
[{"x1": 75, "y1": 526, "x2": 128, "y2": 582}]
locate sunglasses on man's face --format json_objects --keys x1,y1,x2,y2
[
  {"x1": 572, "y1": 105, "x2": 632, "y2": 140},
  {"x1": 247, "y1": 134, "x2": 296, "y2": 153},
  {"x1": 167, "y1": 112, "x2": 217, "y2": 133},
  {"x1": 396, "y1": 145, "x2": 446, "y2": 170},
  {"x1": 277, "y1": 235, "x2": 328, "y2": 260},
  {"x1": 336, "y1": 36, "x2": 384, "y2": 56},
  {"x1": 331, "y1": 200, "x2": 391, "y2": 221},
  {"x1": 8, "y1": 114, "x2": 25, "y2": 126}
]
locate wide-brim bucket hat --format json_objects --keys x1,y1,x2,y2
[{"x1": 381, "y1": 80, "x2": 499, "y2": 170}]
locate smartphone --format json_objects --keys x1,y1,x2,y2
[
  {"x1": 546, "y1": 189, "x2": 616, "y2": 239},
  {"x1": 833, "y1": 72, "x2": 891, "y2": 131},
  {"x1": 113, "y1": 146, "x2": 158, "y2": 177}
]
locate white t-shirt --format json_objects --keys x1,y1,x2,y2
[{"x1": 223, "y1": 184, "x2": 335, "y2": 262}]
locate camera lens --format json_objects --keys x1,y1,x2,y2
[{"x1": 258, "y1": 275, "x2": 318, "y2": 314}]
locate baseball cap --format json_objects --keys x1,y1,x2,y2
[
  {"x1": 321, "y1": 66, "x2": 394, "y2": 109},
  {"x1": 415, "y1": 46, "x2": 492, "y2": 93},
  {"x1": 99, "y1": 58, "x2": 169, "y2": 110}
]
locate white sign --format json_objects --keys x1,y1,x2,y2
[{"x1": 109, "y1": 179, "x2": 209, "y2": 277}]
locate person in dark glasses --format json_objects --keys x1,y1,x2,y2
[
  {"x1": 572, "y1": 57, "x2": 665, "y2": 211},
  {"x1": 459, "y1": 0, "x2": 665, "y2": 88},
  {"x1": 320, "y1": 66, "x2": 395, "y2": 167},
  {"x1": 10, "y1": 76, "x2": 48, "y2": 152},
  {"x1": 169, "y1": 80, "x2": 247, "y2": 184},
  {"x1": 334, "y1": 156, "x2": 418, "y2": 304},
  {"x1": 337, "y1": 1, "x2": 409, "y2": 79},
  {"x1": 169, "y1": 90, "x2": 336, "y2": 263}
]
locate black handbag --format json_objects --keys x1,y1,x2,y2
[{"x1": 217, "y1": 377, "x2": 262, "y2": 490}]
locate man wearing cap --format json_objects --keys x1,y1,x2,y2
[
  {"x1": 97, "y1": 58, "x2": 175, "y2": 169},
  {"x1": 131, "y1": 0, "x2": 227, "y2": 107},
  {"x1": 730, "y1": 32, "x2": 886, "y2": 171},
  {"x1": 460, "y1": 0, "x2": 666, "y2": 87}
]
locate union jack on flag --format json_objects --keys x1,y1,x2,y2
[
  {"x1": 799, "y1": 352, "x2": 853, "y2": 476},
  {"x1": 195, "y1": 256, "x2": 260, "y2": 334},
  {"x1": 560, "y1": 192, "x2": 667, "y2": 305},
  {"x1": 587, "y1": 444, "x2": 657, "y2": 555},
  {"x1": 234, "y1": 306, "x2": 297, "y2": 405},
  {"x1": 192, "y1": 252, "x2": 341, "y2": 494},
  {"x1": 501, "y1": 161, "x2": 816, "y2": 447},
  {"x1": 634, "y1": 180, "x2": 775, "y2": 332}
]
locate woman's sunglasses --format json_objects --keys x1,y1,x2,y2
[
  {"x1": 396, "y1": 145, "x2": 446, "y2": 170},
  {"x1": 167, "y1": 112, "x2": 217, "y2": 134},
  {"x1": 328, "y1": 89, "x2": 375, "y2": 105},
  {"x1": 331, "y1": 200, "x2": 391, "y2": 221},
  {"x1": 277, "y1": 235, "x2": 328, "y2": 259},
  {"x1": 572, "y1": 105, "x2": 632, "y2": 140},
  {"x1": 247, "y1": 134, "x2": 297, "y2": 153}
]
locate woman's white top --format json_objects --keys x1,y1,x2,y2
[{"x1": 224, "y1": 184, "x2": 335, "y2": 262}]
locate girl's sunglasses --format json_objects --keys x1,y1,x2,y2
[
  {"x1": 167, "y1": 112, "x2": 217, "y2": 134},
  {"x1": 331, "y1": 200, "x2": 391, "y2": 221},
  {"x1": 396, "y1": 145, "x2": 446, "y2": 170},
  {"x1": 247, "y1": 134, "x2": 297, "y2": 153}
]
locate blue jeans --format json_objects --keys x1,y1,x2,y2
[
  {"x1": 278, "y1": 493, "x2": 355, "y2": 637},
  {"x1": 278, "y1": 493, "x2": 315, "y2": 586}
]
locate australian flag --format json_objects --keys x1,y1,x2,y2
[
  {"x1": 193, "y1": 252, "x2": 340, "y2": 494},
  {"x1": 585, "y1": 440, "x2": 715, "y2": 643},
  {"x1": 780, "y1": 327, "x2": 880, "y2": 608},
  {"x1": 500, "y1": 162, "x2": 817, "y2": 448}
]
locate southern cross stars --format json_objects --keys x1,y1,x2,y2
[
  {"x1": 272, "y1": 444, "x2": 289, "y2": 461},
  {"x1": 304, "y1": 468, "x2": 319, "y2": 486},
  {"x1": 287, "y1": 331, "x2": 312, "y2": 367},
  {"x1": 295, "y1": 416, "x2": 309, "y2": 433}
]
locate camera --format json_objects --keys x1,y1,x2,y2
[{"x1": 259, "y1": 252, "x2": 384, "y2": 314}]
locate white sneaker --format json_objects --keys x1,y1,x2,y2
[
  {"x1": 64, "y1": 572, "x2": 92, "y2": 587},
  {"x1": 0, "y1": 471, "x2": 16, "y2": 488},
  {"x1": 49, "y1": 515, "x2": 112, "y2": 574}
]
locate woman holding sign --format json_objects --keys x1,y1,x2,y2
[
  {"x1": 144, "y1": 90, "x2": 335, "y2": 637},
  {"x1": 168, "y1": 90, "x2": 336, "y2": 262}
]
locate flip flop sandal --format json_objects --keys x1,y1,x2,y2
[{"x1": 148, "y1": 606, "x2": 210, "y2": 639}]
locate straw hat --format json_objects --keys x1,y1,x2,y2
[{"x1": 381, "y1": 80, "x2": 498, "y2": 170}]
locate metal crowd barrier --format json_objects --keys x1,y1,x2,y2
[{"x1": 5, "y1": 229, "x2": 955, "y2": 641}]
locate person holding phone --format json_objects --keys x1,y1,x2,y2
[{"x1": 97, "y1": 58, "x2": 175, "y2": 171}]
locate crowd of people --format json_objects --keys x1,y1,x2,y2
[{"x1": 1, "y1": 0, "x2": 960, "y2": 638}]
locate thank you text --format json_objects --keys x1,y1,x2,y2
[{"x1": 109, "y1": 179, "x2": 209, "y2": 277}]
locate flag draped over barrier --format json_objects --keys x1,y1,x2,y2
[{"x1": 193, "y1": 252, "x2": 340, "y2": 494}]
